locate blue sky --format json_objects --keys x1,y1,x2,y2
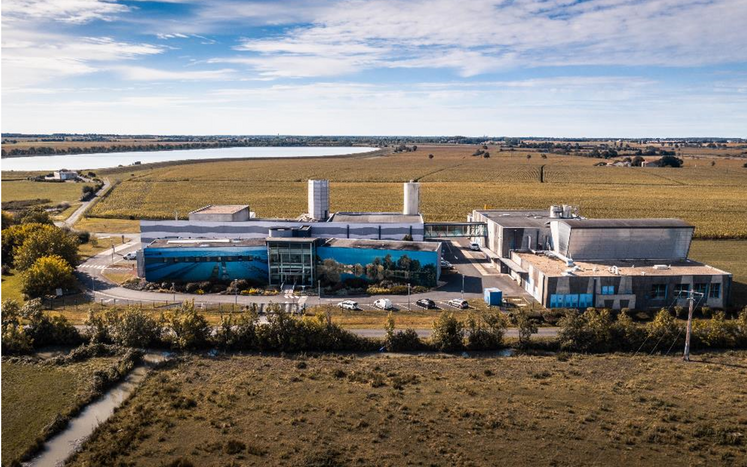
[{"x1": 2, "y1": 0, "x2": 746, "y2": 136}]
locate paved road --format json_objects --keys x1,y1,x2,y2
[
  {"x1": 55, "y1": 178, "x2": 111, "y2": 229},
  {"x1": 352, "y1": 327, "x2": 559, "y2": 339}
]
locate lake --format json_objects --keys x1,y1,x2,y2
[{"x1": 0, "y1": 146, "x2": 378, "y2": 171}]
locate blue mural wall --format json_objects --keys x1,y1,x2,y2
[
  {"x1": 143, "y1": 246, "x2": 268, "y2": 283},
  {"x1": 316, "y1": 246, "x2": 439, "y2": 286}
]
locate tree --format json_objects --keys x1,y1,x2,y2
[
  {"x1": 15, "y1": 225, "x2": 79, "y2": 270},
  {"x1": 2, "y1": 223, "x2": 47, "y2": 267},
  {"x1": 631, "y1": 155, "x2": 645, "y2": 167},
  {"x1": 428, "y1": 153, "x2": 434, "y2": 159},
  {"x1": 21, "y1": 255, "x2": 76, "y2": 298},
  {"x1": 659, "y1": 155, "x2": 683, "y2": 168},
  {"x1": 431, "y1": 312, "x2": 464, "y2": 351},
  {"x1": 163, "y1": 300, "x2": 210, "y2": 350},
  {"x1": 513, "y1": 309, "x2": 538, "y2": 347},
  {"x1": 109, "y1": 307, "x2": 161, "y2": 348}
]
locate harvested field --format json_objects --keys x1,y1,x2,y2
[{"x1": 68, "y1": 352, "x2": 747, "y2": 467}]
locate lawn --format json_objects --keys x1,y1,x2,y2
[
  {"x1": 68, "y1": 352, "x2": 747, "y2": 467},
  {"x1": 1, "y1": 269, "x2": 26, "y2": 303},
  {"x1": 1, "y1": 357, "x2": 120, "y2": 466},
  {"x1": 82, "y1": 145, "x2": 747, "y2": 239}
]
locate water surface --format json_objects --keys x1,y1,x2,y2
[{"x1": 2, "y1": 146, "x2": 378, "y2": 171}]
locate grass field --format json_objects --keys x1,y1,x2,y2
[
  {"x1": 1, "y1": 357, "x2": 120, "y2": 466},
  {"x1": 79, "y1": 145, "x2": 747, "y2": 239},
  {"x1": 68, "y1": 352, "x2": 747, "y2": 467},
  {"x1": 1, "y1": 180, "x2": 92, "y2": 206},
  {"x1": 690, "y1": 240, "x2": 747, "y2": 308},
  {"x1": 1, "y1": 270, "x2": 25, "y2": 303}
]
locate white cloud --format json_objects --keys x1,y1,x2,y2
[
  {"x1": 211, "y1": 0, "x2": 747, "y2": 78},
  {"x1": 2, "y1": 0, "x2": 129, "y2": 23},
  {"x1": 2, "y1": 27, "x2": 163, "y2": 88},
  {"x1": 115, "y1": 66, "x2": 236, "y2": 81}
]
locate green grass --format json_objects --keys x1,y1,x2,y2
[
  {"x1": 68, "y1": 352, "x2": 747, "y2": 467},
  {"x1": 690, "y1": 240, "x2": 747, "y2": 308},
  {"x1": 1, "y1": 358, "x2": 119, "y2": 466},
  {"x1": 1, "y1": 270, "x2": 26, "y2": 303}
]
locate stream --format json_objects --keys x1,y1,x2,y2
[{"x1": 25, "y1": 353, "x2": 169, "y2": 467}]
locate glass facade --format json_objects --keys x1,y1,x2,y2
[
  {"x1": 267, "y1": 241, "x2": 316, "y2": 286},
  {"x1": 549, "y1": 293, "x2": 593, "y2": 309}
]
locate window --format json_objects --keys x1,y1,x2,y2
[
  {"x1": 550, "y1": 294, "x2": 563, "y2": 308},
  {"x1": 695, "y1": 283, "x2": 708, "y2": 295},
  {"x1": 601, "y1": 285, "x2": 615, "y2": 295},
  {"x1": 564, "y1": 294, "x2": 579, "y2": 308},
  {"x1": 674, "y1": 283, "x2": 690, "y2": 298},
  {"x1": 579, "y1": 294, "x2": 593, "y2": 308},
  {"x1": 709, "y1": 283, "x2": 721, "y2": 299},
  {"x1": 651, "y1": 284, "x2": 667, "y2": 299}
]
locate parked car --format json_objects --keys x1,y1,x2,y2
[
  {"x1": 373, "y1": 298, "x2": 393, "y2": 310},
  {"x1": 338, "y1": 300, "x2": 358, "y2": 310},
  {"x1": 469, "y1": 242, "x2": 481, "y2": 251},
  {"x1": 123, "y1": 251, "x2": 138, "y2": 260},
  {"x1": 416, "y1": 298, "x2": 436, "y2": 309},
  {"x1": 447, "y1": 298, "x2": 469, "y2": 309},
  {"x1": 440, "y1": 259, "x2": 453, "y2": 269}
]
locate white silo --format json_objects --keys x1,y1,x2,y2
[
  {"x1": 308, "y1": 179, "x2": 330, "y2": 220},
  {"x1": 403, "y1": 181, "x2": 420, "y2": 215}
]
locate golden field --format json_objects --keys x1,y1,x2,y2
[{"x1": 80, "y1": 145, "x2": 747, "y2": 239}]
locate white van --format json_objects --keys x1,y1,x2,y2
[{"x1": 373, "y1": 298, "x2": 393, "y2": 310}]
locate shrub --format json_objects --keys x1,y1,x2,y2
[
  {"x1": 21, "y1": 299, "x2": 81, "y2": 347},
  {"x1": 77, "y1": 231, "x2": 91, "y2": 244},
  {"x1": 21, "y1": 255, "x2": 77, "y2": 298},
  {"x1": 163, "y1": 301, "x2": 210, "y2": 350},
  {"x1": 644, "y1": 309, "x2": 684, "y2": 352},
  {"x1": 214, "y1": 311, "x2": 258, "y2": 350},
  {"x1": 384, "y1": 313, "x2": 423, "y2": 351},
  {"x1": 466, "y1": 312, "x2": 506, "y2": 350},
  {"x1": 108, "y1": 307, "x2": 161, "y2": 348},
  {"x1": 1, "y1": 299, "x2": 33, "y2": 354},
  {"x1": 431, "y1": 312, "x2": 464, "y2": 351}
]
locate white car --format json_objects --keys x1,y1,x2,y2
[
  {"x1": 440, "y1": 259, "x2": 453, "y2": 269},
  {"x1": 448, "y1": 298, "x2": 469, "y2": 309},
  {"x1": 373, "y1": 298, "x2": 393, "y2": 310},
  {"x1": 338, "y1": 300, "x2": 358, "y2": 310},
  {"x1": 469, "y1": 242, "x2": 481, "y2": 251},
  {"x1": 123, "y1": 251, "x2": 138, "y2": 260}
]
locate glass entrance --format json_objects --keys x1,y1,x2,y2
[{"x1": 267, "y1": 240, "x2": 316, "y2": 286}]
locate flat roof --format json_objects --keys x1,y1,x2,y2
[
  {"x1": 148, "y1": 238, "x2": 265, "y2": 248},
  {"x1": 515, "y1": 252, "x2": 728, "y2": 277},
  {"x1": 557, "y1": 219, "x2": 694, "y2": 229},
  {"x1": 189, "y1": 205, "x2": 249, "y2": 215},
  {"x1": 475, "y1": 209, "x2": 552, "y2": 228},
  {"x1": 328, "y1": 212, "x2": 423, "y2": 224},
  {"x1": 321, "y1": 238, "x2": 440, "y2": 252}
]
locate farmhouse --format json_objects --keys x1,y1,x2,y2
[{"x1": 51, "y1": 169, "x2": 78, "y2": 180}]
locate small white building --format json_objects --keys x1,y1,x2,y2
[{"x1": 53, "y1": 169, "x2": 78, "y2": 180}]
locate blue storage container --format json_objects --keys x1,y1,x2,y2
[{"x1": 484, "y1": 287, "x2": 503, "y2": 307}]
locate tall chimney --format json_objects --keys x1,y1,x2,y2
[
  {"x1": 403, "y1": 181, "x2": 420, "y2": 215},
  {"x1": 308, "y1": 179, "x2": 330, "y2": 220}
]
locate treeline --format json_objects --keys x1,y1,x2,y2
[{"x1": 4, "y1": 299, "x2": 746, "y2": 357}]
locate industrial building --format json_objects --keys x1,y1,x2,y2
[
  {"x1": 136, "y1": 181, "x2": 732, "y2": 310},
  {"x1": 470, "y1": 206, "x2": 732, "y2": 310},
  {"x1": 138, "y1": 181, "x2": 443, "y2": 287}
]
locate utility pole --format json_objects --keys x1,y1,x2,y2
[
  {"x1": 318, "y1": 280, "x2": 321, "y2": 307},
  {"x1": 683, "y1": 289, "x2": 703, "y2": 362},
  {"x1": 461, "y1": 273, "x2": 465, "y2": 300},
  {"x1": 407, "y1": 283, "x2": 411, "y2": 311}
]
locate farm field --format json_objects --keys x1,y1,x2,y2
[
  {"x1": 68, "y1": 352, "x2": 747, "y2": 467},
  {"x1": 2, "y1": 179, "x2": 93, "y2": 208},
  {"x1": 80, "y1": 145, "x2": 747, "y2": 239},
  {"x1": 690, "y1": 240, "x2": 747, "y2": 308},
  {"x1": 1, "y1": 357, "x2": 121, "y2": 466}
]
